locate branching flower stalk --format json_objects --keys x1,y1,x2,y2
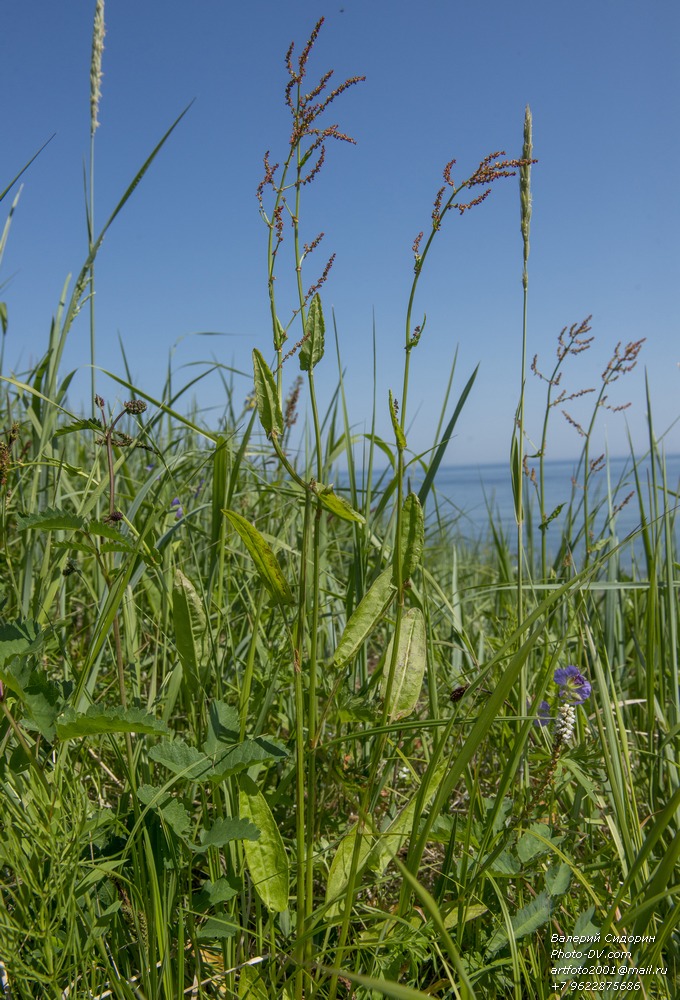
[
  {"x1": 257, "y1": 23, "x2": 364, "y2": 995},
  {"x1": 563, "y1": 336, "x2": 645, "y2": 563},
  {"x1": 530, "y1": 316, "x2": 594, "y2": 576},
  {"x1": 332, "y1": 142, "x2": 537, "y2": 997},
  {"x1": 257, "y1": 16, "x2": 363, "y2": 401},
  {"x1": 514, "y1": 107, "x2": 533, "y2": 773}
]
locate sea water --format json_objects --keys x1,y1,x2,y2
[{"x1": 351, "y1": 454, "x2": 680, "y2": 565}]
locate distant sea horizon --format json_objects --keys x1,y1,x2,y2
[{"x1": 341, "y1": 453, "x2": 680, "y2": 562}]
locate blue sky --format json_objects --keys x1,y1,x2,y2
[{"x1": 2, "y1": 0, "x2": 678, "y2": 466}]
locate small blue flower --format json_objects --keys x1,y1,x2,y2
[
  {"x1": 553, "y1": 665, "x2": 591, "y2": 704},
  {"x1": 534, "y1": 699, "x2": 552, "y2": 727},
  {"x1": 170, "y1": 497, "x2": 184, "y2": 519}
]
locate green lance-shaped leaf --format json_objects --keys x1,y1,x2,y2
[
  {"x1": 252, "y1": 348, "x2": 283, "y2": 438},
  {"x1": 332, "y1": 568, "x2": 396, "y2": 669},
  {"x1": 380, "y1": 607, "x2": 427, "y2": 721},
  {"x1": 239, "y1": 774, "x2": 289, "y2": 913},
  {"x1": 325, "y1": 826, "x2": 374, "y2": 918},
  {"x1": 223, "y1": 508, "x2": 294, "y2": 605},
  {"x1": 326, "y1": 760, "x2": 448, "y2": 917},
  {"x1": 388, "y1": 389, "x2": 406, "y2": 452},
  {"x1": 516, "y1": 822, "x2": 553, "y2": 863},
  {"x1": 510, "y1": 428, "x2": 522, "y2": 524},
  {"x1": 173, "y1": 569, "x2": 209, "y2": 686},
  {"x1": 16, "y1": 507, "x2": 86, "y2": 532},
  {"x1": 486, "y1": 891, "x2": 552, "y2": 956},
  {"x1": 312, "y1": 481, "x2": 365, "y2": 524},
  {"x1": 56, "y1": 706, "x2": 170, "y2": 739},
  {"x1": 299, "y1": 292, "x2": 325, "y2": 371},
  {"x1": 394, "y1": 492, "x2": 424, "y2": 585},
  {"x1": 238, "y1": 965, "x2": 270, "y2": 1000},
  {"x1": 545, "y1": 862, "x2": 572, "y2": 897}
]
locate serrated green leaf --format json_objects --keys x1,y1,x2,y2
[
  {"x1": 485, "y1": 849, "x2": 520, "y2": 876},
  {"x1": 53, "y1": 418, "x2": 103, "y2": 437},
  {"x1": 239, "y1": 774, "x2": 289, "y2": 912},
  {"x1": 394, "y1": 493, "x2": 424, "y2": 584},
  {"x1": 173, "y1": 569, "x2": 209, "y2": 687},
  {"x1": 86, "y1": 521, "x2": 135, "y2": 546},
  {"x1": 0, "y1": 619, "x2": 44, "y2": 667},
  {"x1": 148, "y1": 739, "x2": 211, "y2": 779},
  {"x1": 137, "y1": 784, "x2": 191, "y2": 839},
  {"x1": 16, "y1": 507, "x2": 86, "y2": 532},
  {"x1": 332, "y1": 568, "x2": 396, "y2": 669},
  {"x1": 312, "y1": 482, "x2": 365, "y2": 524},
  {"x1": 299, "y1": 293, "x2": 325, "y2": 371},
  {"x1": 194, "y1": 816, "x2": 260, "y2": 852},
  {"x1": 203, "y1": 700, "x2": 240, "y2": 754},
  {"x1": 381, "y1": 608, "x2": 427, "y2": 722},
  {"x1": 516, "y1": 822, "x2": 552, "y2": 863},
  {"x1": 223, "y1": 508, "x2": 294, "y2": 605},
  {"x1": 252, "y1": 348, "x2": 283, "y2": 438},
  {"x1": 56, "y1": 706, "x2": 170, "y2": 739},
  {"x1": 546, "y1": 862, "x2": 571, "y2": 896},
  {"x1": 195, "y1": 877, "x2": 239, "y2": 909},
  {"x1": 486, "y1": 891, "x2": 552, "y2": 956},
  {"x1": 0, "y1": 656, "x2": 61, "y2": 740},
  {"x1": 197, "y1": 916, "x2": 238, "y2": 940},
  {"x1": 150, "y1": 734, "x2": 286, "y2": 784}
]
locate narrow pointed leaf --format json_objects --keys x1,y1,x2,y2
[
  {"x1": 312, "y1": 482, "x2": 365, "y2": 524},
  {"x1": 56, "y1": 706, "x2": 170, "y2": 739},
  {"x1": 325, "y1": 826, "x2": 373, "y2": 917},
  {"x1": 239, "y1": 774, "x2": 289, "y2": 912},
  {"x1": 252, "y1": 348, "x2": 283, "y2": 437},
  {"x1": 417, "y1": 364, "x2": 478, "y2": 506},
  {"x1": 332, "y1": 568, "x2": 396, "y2": 669},
  {"x1": 486, "y1": 891, "x2": 552, "y2": 956},
  {"x1": 381, "y1": 608, "x2": 427, "y2": 721},
  {"x1": 395, "y1": 493, "x2": 424, "y2": 584},
  {"x1": 173, "y1": 569, "x2": 209, "y2": 686},
  {"x1": 299, "y1": 293, "x2": 325, "y2": 371},
  {"x1": 511, "y1": 429, "x2": 522, "y2": 523},
  {"x1": 223, "y1": 508, "x2": 294, "y2": 605}
]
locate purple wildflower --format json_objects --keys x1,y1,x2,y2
[
  {"x1": 535, "y1": 700, "x2": 551, "y2": 726},
  {"x1": 170, "y1": 497, "x2": 184, "y2": 519},
  {"x1": 554, "y1": 665, "x2": 591, "y2": 704}
]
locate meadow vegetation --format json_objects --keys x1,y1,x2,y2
[{"x1": 0, "y1": 10, "x2": 678, "y2": 999}]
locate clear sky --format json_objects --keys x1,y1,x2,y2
[{"x1": 2, "y1": 0, "x2": 679, "y2": 466}]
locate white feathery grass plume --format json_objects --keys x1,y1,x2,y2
[{"x1": 90, "y1": 0, "x2": 106, "y2": 135}]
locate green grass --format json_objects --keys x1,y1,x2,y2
[{"x1": 1, "y1": 12, "x2": 678, "y2": 1000}]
